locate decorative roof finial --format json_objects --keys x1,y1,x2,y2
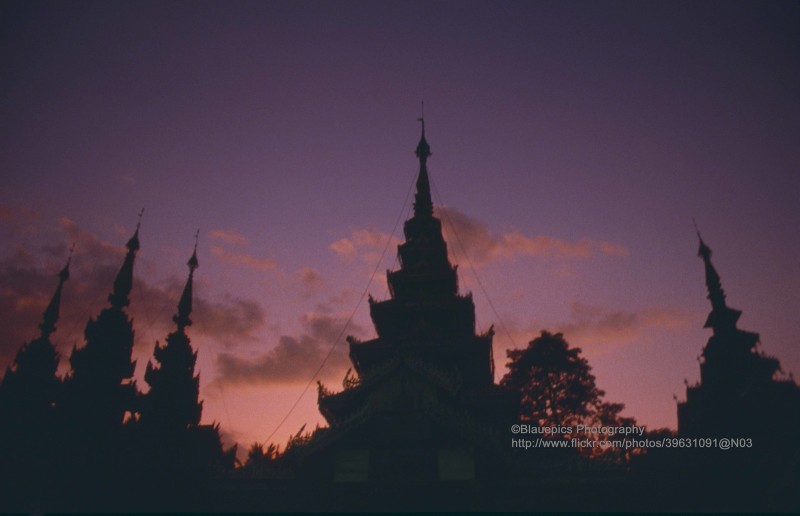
[
  {"x1": 693, "y1": 222, "x2": 741, "y2": 332},
  {"x1": 109, "y1": 213, "x2": 143, "y2": 309},
  {"x1": 415, "y1": 101, "x2": 431, "y2": 162},
  {"x1": 39, "y1": 248, "x2": 73, "y2": 338},
  {"x1": 188, "y1": 229, "x2": 199, "y2": 272},
  {"x1": 175, "y1": 232, "x2": 199, "y2": 330},
  {"x1": 693, "y1": 217, "x2": 711, "y2": 259},
  {"x1": 413, "y1": 104, "x2": 433, "y2": 218}
]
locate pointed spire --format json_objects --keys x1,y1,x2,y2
[
  {"x1": 413, "y1": 103, "x2": 434, "y2": 218},
  {"x1": 108, "y1": 209, "x2": 143, "y2": 309},
  {"x1": 174, "y1": 230, "x2": 199, "y2": 330},
  {"x1": 38, "y1": 246, "x2": 73, "y2": 339},
  {"x1": 694, "y1": 221, "x2": 741, "y2": 332}
]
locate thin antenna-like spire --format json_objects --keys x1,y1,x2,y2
[
  {"x1": 413, "y1": 106, "x2": 433, "y2": 217},
  {"x1": 109, "y1": 213, "x2": 143, "y2": 309},
  {"x1": 39, "y1": 248, "x2": 73, "y2": 339},
  {"x1": 175, "y1": 232, "x2": 199, "y2": 330},
  {"x1": 693, "y1": 224, "x2": 741, "y2": 332},
  {"x1": 188, "y1": 229, "x2": 200, "y2": 271},
  {"x1": 693, "y1": 217, "x2": 711, "y2": 258}
]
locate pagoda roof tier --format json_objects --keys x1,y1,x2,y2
[
  {"x1": 317, "y1": 353, "x2": 516, "y2": 431},
  {"x1": 368, "y1": 293, "x2": 477, "y2": 342},
  {"x1": 348, "y1": 333, "x2": 494, "y2": 387}
]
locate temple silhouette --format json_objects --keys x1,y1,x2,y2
[
  {"x1": 306, "y1": 120, "x2": 519, "y2": 483},
  {"x1": 679, "y1": 231, "x2": 800, "y2": 440},
  {"x1": 0, "y1": 218, "x2": 233, "y2": 511},
  {"x1": 1, "y1": 123, "x2": 799, "y2": 511}
]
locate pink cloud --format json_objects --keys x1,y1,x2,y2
[
  {"x1": 213, "y1": 312, "x2": 367, "y2": 387},
  {"x1": 209, "y1": 229, "x2": 248, "y2": 247},
  {"x1": 553, "y1": 302, "x2": 692, "y2": 354},
  {"x1": 0, "y1": 215, "x2": 267, "y2": 378},
  {"x1": 435, "y1": 206, "x2": 630, "y2": 266},
  {"x1": 211, "y1": 245, "x2": 277, "y2": 271},
  {"x1": 329, "y1": 229, "x2": 400, "y2": 264}
]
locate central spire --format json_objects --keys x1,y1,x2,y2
[{"x1": 413, "y1": 112, "x2": 434, "y2": 218}]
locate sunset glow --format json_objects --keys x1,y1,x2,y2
[{"x1": 1, "y1": 0, "x2": 797, "y2": 460}]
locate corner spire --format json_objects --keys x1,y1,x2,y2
[
  {"x1": 413, "y1": 105, "x2": 433, "y2": 218},
  {"x1": 694, "y1": 221, "x2": 741, "y2": 332},
  {"x1": 39, "y1": 246, "x2": 73, "y2": 339},
  {"x1": 108, "y1": 210, "x2": 143, "y2": 309},
  {"x1": 174, "y1": 231, "x2": 199, "y2": 330}
]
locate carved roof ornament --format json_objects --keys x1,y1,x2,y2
[
  {"x1": 108, "y1": 209, "x2": 143, "y2": 309},
  {"x1": 175, "y1": 230, "x2": 199, "y2": 331},
  {"x1": 39, "y1": 245, "x2": 73, "y2": 339},
  {"x1": 693, "y1": 220, "x2": 742, "y2": 333}
]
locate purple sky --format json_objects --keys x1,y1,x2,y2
[{"x1": 2, "y1": 0, "x2": 798, "y2": 453}]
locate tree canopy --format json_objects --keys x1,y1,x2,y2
[{"x1": 501, "y1": 330, "x2": 636, "y2": 447}]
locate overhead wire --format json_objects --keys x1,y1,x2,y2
[
  {"x1": 260, "y1": 171, "x2": 417, "y2": 446},
  {"x1": 428, "y1": 175, "x2": 518, "y2": 361}
]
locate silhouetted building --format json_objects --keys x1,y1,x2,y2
[
  {"x1": 140, "y1": 242, "x2": 202, "y2": 433},
  {"x1": 61, "y1": 222, "x2": 140, "y2": 435},
  {"x1": 0, "y1": 254, "x2": 70, "y2": 504},
  {"x1": 678, "y1": 233, "x2": 800, "y2": 441},
  {"x1": 295, "y1": 121, "x2": 518, "y2": 487},
  {"x1": 0, "y1": 254, "x2": 69, "y2": 430},
  {"x1": 136, "y1": 241, "x2": 235, "y2": 509}
]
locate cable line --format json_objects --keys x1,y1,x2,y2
[
  {"x1": 428, "y1": 176, "x2": 518, "y2": 359},
  {"x1": 261, "y1": 173, "x2": 417, "y2": 446}
]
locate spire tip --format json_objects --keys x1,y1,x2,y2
[{"x1": 188, "y1": 230, "x2": 199, "y2": 270}]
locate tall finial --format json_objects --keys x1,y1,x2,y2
[
  {"x1": 109, "y1": 213, "x2": 142, "y2": 309},
  {"x1": 176, "y1": 232, "x2": 199, "y2": 330},
  {"x1": 60, "y1": 243, "x2": 75, "y2": 281},
  {"x1": 415, "y1": 102, "x2": 431, "y2": 162},
  {"x1": 694, "y1": 225, "x2": 741, "y2": 332},
  {"x1": 188, "y1": 229, "x2": 199, "y2": 271},
  {"x1": 39, "y1": 249, "x2": 73, "y2": 338},
  {"x1": 693, "y1": 218, "x2": 711, "y2": 259},
  {"x1": 413, "y1": 106, "x2": 434, "y2": 218}
]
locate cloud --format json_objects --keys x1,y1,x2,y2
[
  {"x1": 330, "y1": 229, "x2": 400, "y2": 263},
  {"x1": 0, "y1": 213, "x2": 267, "y2": 378},
  {"x1": 435, "y1": 206, "x2": 630, "y2": 266},
  {"x1": 552, "y1": 302, "x2": 692, "y2": 354},
  {"x1": 298, "y1": 267, "x2": 325, "y2": 291},
  {"x1": 192, "y1": 295, "x2": 266, "y2": 344},
  {"x1": 0, "y1": 204, "x2": 45, "y2": 242},
  {"x1": 211, "y1": 246, "x2": 277, "y2": 271},
  {"x1": 209, "y1": 229, "x2": 248, "y2": 247},
  {"x1": 0, "y1": 250, "x2": 65, "y2": 366},
  {"x1": 0, "y1": 204, "x2": 13, "y2": 222},
  {"x1": 213, "y1": 312, "x2": 367, "y2": 387}
]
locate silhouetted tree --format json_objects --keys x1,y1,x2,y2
[
  {"x1": 502, "y1": 330, "x2": 637, "y2": 462},
  {"x1": 502, "y1": 331, "x2": 602, "y2": 428},
  {"x1": 246, "y1": 442, "x2": 280, "y2": 465}
]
